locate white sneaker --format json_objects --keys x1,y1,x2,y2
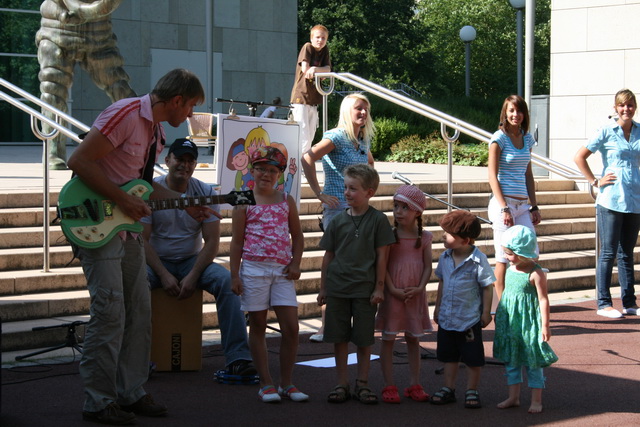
[
  {"x1": 596, "y1": 308, "x2": 623, "y2": 319},
  {"x1": 622, "y1": 307, "x2": 639, "y2": 316},
  {"x1": 278, "y1": 385, "x2": 309, "y2": 402},
  {"x1": 258, "y1": 385, "x2": 281, "y2": 403},
  {"x1": 309, "y1": 333, "x2": 323, "y2": 343}
]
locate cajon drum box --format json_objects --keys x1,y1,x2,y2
[{"x1": 150, "y1": 289, "x2": 203, "y2": 371}]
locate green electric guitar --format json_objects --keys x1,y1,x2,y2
[{"x1": 57, "y1": 176, "x2": 255, "y2": 248}]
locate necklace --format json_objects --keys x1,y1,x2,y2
[{"x1": 349, "y1": 207, "x2": 370, "y2": 238}]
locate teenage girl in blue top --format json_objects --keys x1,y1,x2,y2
[
  {"x1": 488, "y1": 95, "x2": 541, "y2": 300},
  {"x1": 574, "y1": 89, "x2": 640, "y2": 319},
  {"x1": 301, "y1": 93, "x2": 375, "y2": 229}
]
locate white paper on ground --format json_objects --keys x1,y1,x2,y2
[{"x1": 296, "y1": 352, "x2": 379, "y2": 368}]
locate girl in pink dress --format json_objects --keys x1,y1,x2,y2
[
  {"x1": 376, "y1": 185, "x2": 433, "y2": 403},
  {"x1": 230, "y1": 146, "x2": 307, "y2": 403}
]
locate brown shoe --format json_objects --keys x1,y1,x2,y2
[
  {"x1": 120, "y1": 394, "x2": 167, "y2": 417},
  {"x1": 82, "y1": 402, "x2": 136, "y2": 425}
]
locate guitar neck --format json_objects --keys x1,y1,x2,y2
[{"x1": 147, "y1": 194, "x2": 225, "y2": 211}]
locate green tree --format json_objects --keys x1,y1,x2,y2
[
  {"x1": 417, "y1": 0, "x2": 551, "y2": 98},
  {"x1": 0, "y1": 1, "x2": 42, "y2": 142},
  {"x1": 297, "y1": 0, "x2": 434, "y2": 93}
]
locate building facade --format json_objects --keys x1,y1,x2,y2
[
  {"x1": 549, "y1": 0, "x2": 640, "y2": 174},
  {"x1": 0, "y1": 0, "x2": 297, "y2": 144}
]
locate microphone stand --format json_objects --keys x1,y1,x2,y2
[
  {"x1": 391, "y1": 171, "x2": 492, "y2": 225},
  {"x1": 215, "y1": 98, "x2": 292, "y2": 117},
  {"x1": 15, "y1": 320, "x2": 87, "y2": 360}
]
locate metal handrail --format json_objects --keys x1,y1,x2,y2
[
  {"x1": 0, "y1": 78, "x2": 90, "y2": 142},
  {"x1": 315, "y1": 72, "x2": 600, "y2": 278},
  {"x1": 1, "y1": 77, "x2": 170, "y2": 272},
  {"x1": 1, "y1": 77, "x2": 93, "y2": 272},
  {"x1": 315, "y1": 72, "x2": 589, "y2": 183}
]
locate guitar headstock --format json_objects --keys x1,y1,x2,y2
[{"x1": 224, "y1": 190, "x2": 256, "y2": 206}]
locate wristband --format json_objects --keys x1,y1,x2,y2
[
  {"x1": 500, "y1": 206, "x2": 511, "y2": 213},
  {"x1": 529, "y1": 205, "x2": 539, "y2": 212}
]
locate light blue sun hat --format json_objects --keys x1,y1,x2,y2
[{"x1": 501, "y1": 225, "x2": 537, "y2": 259}]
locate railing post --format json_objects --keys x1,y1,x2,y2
[
  {"x1": 42, "y1": 139, "x2": 51, "y2": 272},
  {"x1": 30, "y1": 115, "x2": 58, "y2": 273},
  {"x1": 315, "y1": 75, "x2": 334, "y2": 134},
  {"x1": 440, "y1": 123, "x2": 460, "y2": 211}
]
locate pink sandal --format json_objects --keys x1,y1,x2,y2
[
  {"x1": 404, "y1": 384, "x2": 430, "y2": 402},
  {"x1": 382, "y1": 385, "x2": 401, "y2": 404}
]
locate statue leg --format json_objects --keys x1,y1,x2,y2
[
  {"x1": 82, "y1": 34, "x2": 136, "y2": 102},
  {"x1": 37, "y1": 39, "x2": 75, "y2": 170}
]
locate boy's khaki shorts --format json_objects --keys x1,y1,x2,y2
[{"x1": 324, "y1": 296, "x2": 377, "y2": 347}]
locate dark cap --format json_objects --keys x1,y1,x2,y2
[
  {"x1": 250, "y1": 146, "x2": 287, "y2": 171},
  {"x1": 168, "y1": 138, "x2": 198, "y2": 160},
  {"x1": 439, "y1": 210, "x2": 481, "y2": 240}
]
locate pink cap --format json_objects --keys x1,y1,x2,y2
[{"x1": 393, "y1": 185, "x2": 426, "y2": 213}]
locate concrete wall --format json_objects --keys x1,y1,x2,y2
[
  {"x1": 549, "y1": 0, "x2": 640, "y2": 175},
  {"x1": 69, "y1": 0, "x2": 297, "y2": 139}
]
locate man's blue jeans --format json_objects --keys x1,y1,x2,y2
[
  {"x1": 147, "y1": 256, "x2": 251, "y2": 367},
  {"x1": 596, "y1": 205, "x2": 640, "y2": 310}
]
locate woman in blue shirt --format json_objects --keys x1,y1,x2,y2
[
  {"x1": 575, "y1": 89, "x2": 640, "y2": 319},
  {"x1": 301, "y1": 93, "x2": 375, "y2": 229},
  {"x1": 488, "y1": 95, "x2": 541, "y2": 300}
]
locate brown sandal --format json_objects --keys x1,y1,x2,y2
[
  {"x1": 353, "y1": 380, "x2": 378, "y2": 404},
  {"x1": 328, "y1": 384, "x2": 350, "y2": 403}
]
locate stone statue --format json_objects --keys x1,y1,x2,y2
[{"x1": 36, "y1": 0, "x2": 136, "y2": 169}]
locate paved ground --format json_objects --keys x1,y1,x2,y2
[{"x1": 2, "y1": 299, "x2": 640, "y2": 426}]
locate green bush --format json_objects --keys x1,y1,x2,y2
[
  {"x1": 371, "y1": 117, "x2": 410, "y2": 157},
  {"x1": 388, "y1": 132, "x2": 489, "y2": 166},
  {"x1": 313, "y1": 92, "x2": 500, "y2": 164}
]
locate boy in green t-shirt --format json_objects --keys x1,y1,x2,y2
[{"x1": 318, "y1": 164, "x2": 396, "y2": 404}]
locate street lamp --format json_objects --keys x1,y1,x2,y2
[
  {"x1": 459, "y1": 25, "x2": 476, "y2": 97},
  {"x1": 509, "y1": 0, "x2": 526, "y2": 96}
]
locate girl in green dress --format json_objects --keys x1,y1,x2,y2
[{"x1": 493, "y1": 225, "x2": 558, "y2": 414}]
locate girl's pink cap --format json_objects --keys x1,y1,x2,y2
[{"x1": 393, "y1": 185, "x2": 426, "y2": 213}]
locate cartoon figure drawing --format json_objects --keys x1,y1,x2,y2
[
  {"x1": 224, "y1": 125, "x2": 298, "y2": 194},
  {"x1": 227, "y1": 138, "x2": 253, "y2": 191},
  {"x1": 271, "y1": 142, "x2": 297, "y2": 194},
  {"x1": 245, "y1": 126, "x2": 271, "y2": 160}
]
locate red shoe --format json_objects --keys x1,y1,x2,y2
[
  {"x1": 404, "y1": 384, "x2": 430, "y2": 402},
  {"x1": 382, "y1": 385, "x2": 401, "y2": 403}
]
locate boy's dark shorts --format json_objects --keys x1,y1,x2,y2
[
  {"x1": 436, "y1": 321, "x2": 485, "y2": 367},
  {"x1": 324, "y1": 296, "x2": 377, "y2": 347}
]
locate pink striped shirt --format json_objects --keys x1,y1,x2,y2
[{"x1": 93, "y1": 94, "x2": 165, "y2": 185}]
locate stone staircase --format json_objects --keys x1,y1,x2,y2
[{"x1": 0, "y1": 178, "x2": 612, "y2": 356}]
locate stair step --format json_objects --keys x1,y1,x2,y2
[
  {"x1": 4, "y1": 245, "x2": 637, "y2": 324},
  {"x1": 1, "y1": 266, "x2": 630, "y2": 353},
  {"x1": 0, "y1": 228, "x2": 613, "y2": 297},
  {"x1": 0, "y1": 246, "x2": 79, "y2": 271},
  {"x1": 0, "y1": 226, "x2": 67, "y2": 249},
  {"x1": 0, "y1": 178, "x2": 611, "y2": 354},
  {"x1": 0, "y1": 267, "x2": 85, "y2": 295}
]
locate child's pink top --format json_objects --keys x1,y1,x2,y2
[{"x1": 243, "y1": 195, "x2": 292, "y2": 265}]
